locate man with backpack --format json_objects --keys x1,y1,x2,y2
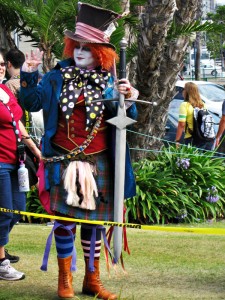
[{"x1": 175, "y1": 82, "x2": 215, "y2": 150}]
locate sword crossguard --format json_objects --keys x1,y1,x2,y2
[
  {"x1": 106, "y1": 102, "x2": 136, "y2": 129},
  {"x1": 92, "y1": 98, "x2": 157, "y2": 106}
]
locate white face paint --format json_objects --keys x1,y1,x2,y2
[{"x1": 74, "y1": 44, "x2": 95, "y2": 69}]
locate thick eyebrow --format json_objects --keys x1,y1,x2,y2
[{"x1": 75, "y1": 45, "x2": 91, "y2": 52}]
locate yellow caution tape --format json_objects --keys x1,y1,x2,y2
[{"x1": 1, "y1": 207, "x2": 225, "y2": 235}]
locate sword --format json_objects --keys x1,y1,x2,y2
[
  {"x1": 106, "y1": 38, "x2": 136, "y2": 263},
  {"x1": 92, "y1": 39, "x2": 154, "y2": 263}
]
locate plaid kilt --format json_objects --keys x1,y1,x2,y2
[{"x1": 50, "y1": 151, "x2": 114, "y2": 221}]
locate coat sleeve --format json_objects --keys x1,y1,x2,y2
[{"x1": 20, "y1": 70, "x2": 46, "y2": 112}]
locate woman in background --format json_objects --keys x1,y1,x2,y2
[
  {"x1": 175, "y1": 81, "x2": 214, "y2": 150},
  {"x1": 0, "y1": 84, "x2": 41, "y2": 281},
  {"x1": 0, "y1": 49, "x2": 6, "y2": 84}
]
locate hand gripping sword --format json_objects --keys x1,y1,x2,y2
[{"x1": 106, "y1": 38, "x2": 136, "y2": 263}]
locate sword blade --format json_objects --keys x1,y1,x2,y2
[
  {"x1": 107, "y1": 101, "x2": 136, "y2": 263},
  {"x1": 113, "y1": 125, "x2": 126, "y2": 262}
]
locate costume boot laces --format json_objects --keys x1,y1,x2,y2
[{"x1": 63, "y1": 271, "x2": 69, "y2": 288}]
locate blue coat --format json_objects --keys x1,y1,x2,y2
[{"x1": 20, "y1": 58, "x2": 137, "y2": 198}]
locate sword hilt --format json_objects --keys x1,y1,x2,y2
[
  {"x1": 118, "y1": 38, "x2": 128, "y2": 108},
  {"x1": 119, "y1": 38, "x2": 128, "y2": 80}
]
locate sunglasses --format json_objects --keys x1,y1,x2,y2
[{"x1": 0, "y1": 62, "x2": 6, "y2": 67}]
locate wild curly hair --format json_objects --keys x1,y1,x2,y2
[{"x1": 63, "y1": 37, "x2": 118, "y2": 71}]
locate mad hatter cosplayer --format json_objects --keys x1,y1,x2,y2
[{"x1": 20, "y1": 2, "x2": 138, "y2": 299}]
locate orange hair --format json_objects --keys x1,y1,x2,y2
[{"x1": 63, "y1": 37, "x2": 118, "y2": 70}]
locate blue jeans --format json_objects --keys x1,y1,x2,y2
[
  {"x1": 184, "y1": 137, "x2": 214, "y2": 151},
  {"x1": 0, "y1": 163, "x2": 26, "y2": 246}
]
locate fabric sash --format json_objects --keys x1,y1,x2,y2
[{"x1": 40, "y1": 221, "x2": 77, "y2": 271}]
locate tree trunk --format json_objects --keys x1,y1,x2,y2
[
  {"x1": 131, "y1": 0, "x2": 200, "y2": 160},
  {"x1": 195, "y1": 1, "x2": 202, "y2": 80},
  {"x1": 0, "y1": 23, "x2": 16, "y2": 50},
  {"x1": 195, "y1": 32, "x2": 201, "y2": 80}
]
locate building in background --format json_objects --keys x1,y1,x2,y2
[{"x1": 202, "y1": 0, "x2": 215, "y2": 19}]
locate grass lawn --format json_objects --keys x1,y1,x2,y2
[{"x1": 1, "y1": 222, "x2": 225, "y2": 299}]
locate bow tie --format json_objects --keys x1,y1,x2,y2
[{"x1": 60, "y1": 66, "x2": 111, "y2": 130}]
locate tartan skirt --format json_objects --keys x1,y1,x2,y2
[{"x1": 50, "y1": 151, "x2": 114, "y2": 221}]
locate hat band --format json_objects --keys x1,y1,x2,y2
[{"x1": 75, "y1": 22, "x2": 110, "y2": 43}]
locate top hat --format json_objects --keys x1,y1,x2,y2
[{"x1": 64, "y1": 2, "x2": 121, "y2": 50}]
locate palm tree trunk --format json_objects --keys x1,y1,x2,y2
[
  {"x1": 0, "y1": 23, "x2": 16, "y2": 50},
  {"x1": 131, "y1": 0, "x2": 200, "y2": 160}
]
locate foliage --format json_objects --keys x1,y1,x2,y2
[
  {"x1": 168, "y1": 19, "x2": 218, "y2": 41},
  {"x1": 0, "y1": 0, "x2": 128, "y2": 69},
  {"x1": 0, "y1": 0, "x2": 78, "y2": 70},
  {"x1": 125, "y1": 145, "x2": 225, "y2": 225},
  {"x1": 206, "y1": 32, "x2": 222, "y2": 60},
  {"x1": 206, "y1": 5, "x2": 225, "y2": 60},
  {"x1": 25, "y1": 187, "x2": 49, "y2": 223}
]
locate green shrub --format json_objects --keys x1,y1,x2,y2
[
  {"x1": 25, "y1": 187, "x2": 49, "y2": 223},
  {"x1": 125, "y1": 145, "x2": 225, "y2": 224}
]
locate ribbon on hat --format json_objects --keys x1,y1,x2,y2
[{"x1": 60, "y1": 66, "x2": 111, "y2": 130}]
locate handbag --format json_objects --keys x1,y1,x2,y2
[
  {"x1": 24, "y1": 145, "x2": 39, "y2": 187},
  {"x1": 17, "y1": 139, "x2": 39, "y2": 187}
]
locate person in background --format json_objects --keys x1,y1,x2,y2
[
  {"x1": 215, "y1": 100, "x2": 225, "y2": 147},
  {"x1": 0, "y1": 84, "x2": 41, "y2": 281},
  {"x1": 5, "y1": 48, "x2": 25, "y2": 99},
  {"x1": 0, "y1": 49, "x2": 7, "y2": 84},
  {"x1": 5, "y1": 48, "x2": 44, "y2": 143},
  {"x1": 20, "y1": 2, "x2": 137, "y2": 299},
  {"x1": 175, "y1": 81, "x2": 214, "y2": 150},
  {"x1": 5, "y1": 48, "x2": 41, "y2": 188},
  {"x1": 0, "y1": 48, "x2": 25, "y2": 264}
]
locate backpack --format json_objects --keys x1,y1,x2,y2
[{"x1": 188, "y1": 107, "x2": 216, "y2": 142}]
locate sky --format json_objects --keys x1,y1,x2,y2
[{"x1": 216, "y1": 0, "x2": 225, "y2": 5}]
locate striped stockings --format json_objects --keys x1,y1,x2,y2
[
  {"x1": 54, "y1": 220, "x2": 76, "y2": 259},
  {"x1": 81, "y1": 225, "x2": 101, "y2": 261}
]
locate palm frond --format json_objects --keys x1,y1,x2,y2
[
  {"x1": 168, "y1": 20, "x2": 221, "y2": 40},
  {"x1": 130, "y1": 0, "x2": 147, "y2": 5},
  {"x1": 0, "y1": 1, "x2": 21, "y2": 31},
  {"x1": 79, "y1": 0, "x2": 123, "y2": 14}
]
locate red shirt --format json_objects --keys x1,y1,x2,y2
[{"x1": 0, "y1": 84, "x2": 23, "y2": 164}]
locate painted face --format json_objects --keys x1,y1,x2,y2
[
  {"x1": 74, "y1": 44, "x2": 95, "y2": 69},
  {"x1": 0, "y1": 54, "x2": 6, "y2": 83}
]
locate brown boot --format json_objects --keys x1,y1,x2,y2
[
  {"x1": 82, "y1": 259, "x2": 117, "y2": 300},
  {"x1": 57, "y1": 256, "x2": 74, "y2": 298}
]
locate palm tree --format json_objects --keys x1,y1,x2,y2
[
  {"x1": 0, "y1": 0, "x2": 129, "y2": 71},
  {"x1": 130, "y1": 0, "x2": 218, "y2": 160},
  {"x1": 0, "y1": 0, "x2": 220, "y2": 159},
  {"x1": 0, "y1": 1, "x2": 21, "y2": 49},
  {"x1": 0, "y1": 0, "x2": 78, "y2": 71}
]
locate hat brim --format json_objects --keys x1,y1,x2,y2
[{"x1": 64, "y1": 30, "x2": 116, "y2": 50}]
